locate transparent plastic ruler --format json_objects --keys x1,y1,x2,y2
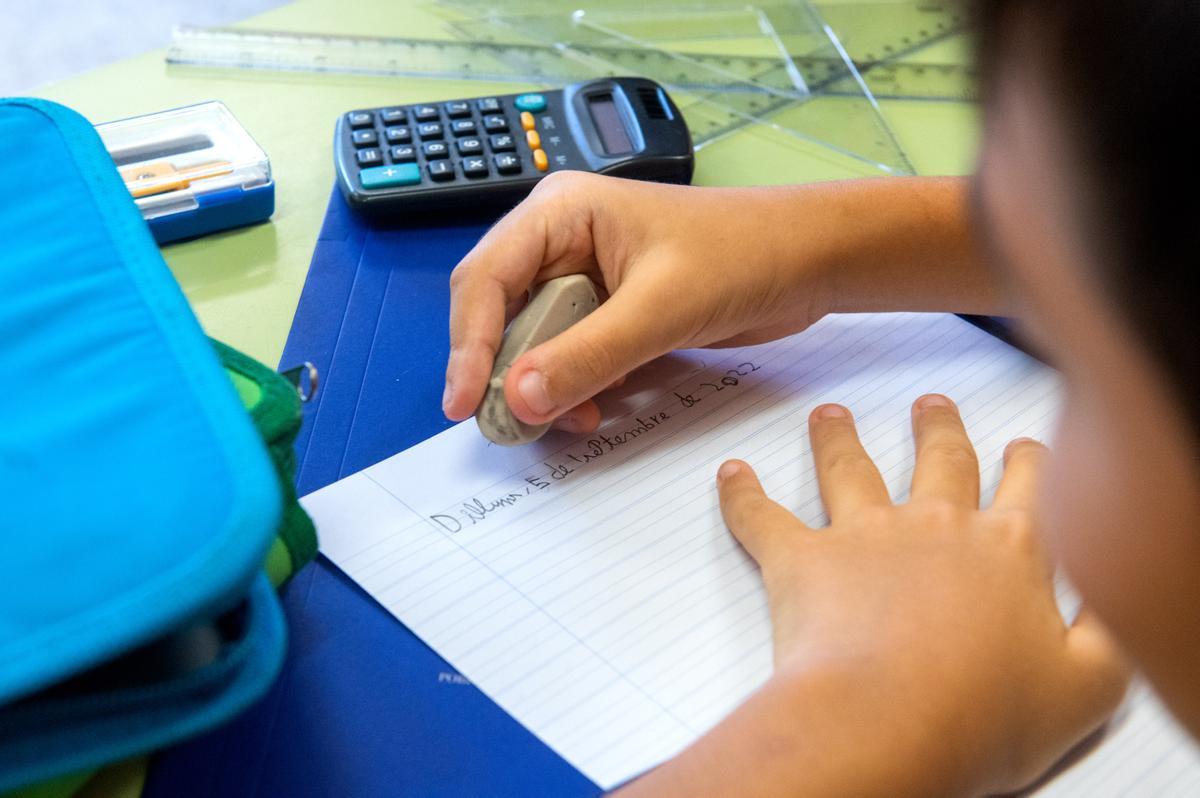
[
  {"x1": 167, "y1": 2, "x2": 972, "y2": 174},
  {"x1": 437, "y1": 1, "x2": 953, "y2": 173},
  {"x1": 814, "y1": 1, "x2": 969, "y2": 65},
  {"x1": 166, "y1": 25, "x2": 972, "y2": 101},
  {"x1": 439, "y1": 0, "x2": 971, "y2": 79}
]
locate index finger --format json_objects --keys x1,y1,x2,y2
[
  {"x1": 444, "y1": 205, "x2": 552, "y2": 422},
  {"x1": 717, "y1": 460, "x2": 811, "y2": 565}
]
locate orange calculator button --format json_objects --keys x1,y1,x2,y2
[
  {"x1": 533, "y1": 148, "x2": 549, "y2": 171},
  {"x1": 525, "y1": 129, "x2": 541, "y2": 149},
  {"x1": 520, "y1": 111, "x2": 536, "y2": 131}
]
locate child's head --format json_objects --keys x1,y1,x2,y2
[{"x1": 969, "y1": 0, "x2": 1200, "y2": 731}]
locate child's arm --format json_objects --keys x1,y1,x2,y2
[
  {"x1": 617, "y1": 399, "x2": 1130, "y2": 797},
  {"x1": 443, "y1": 173, "x2": 1001, "y2": 431}
]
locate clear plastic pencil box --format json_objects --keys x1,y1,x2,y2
[{"x1": 95, "y1": 101, "x2": 274, "y2": 244}]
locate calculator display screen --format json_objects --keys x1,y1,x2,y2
[{"x1": 587, "y1": 94, "x2": 633, "y2": 155}]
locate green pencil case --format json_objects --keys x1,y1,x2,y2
[{"x1": 213, "y1": 339, "x2": 318, "y2": 588}]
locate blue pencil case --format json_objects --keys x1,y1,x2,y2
[{"x1": 0, "y1": 98, "x2": 286, "y2": 792}]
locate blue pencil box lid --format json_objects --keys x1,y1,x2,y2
[{"x1": 0, "y1": 98, "x2": 285, "y2": 791}]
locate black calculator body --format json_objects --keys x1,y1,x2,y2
[{"x1": 334, "y1": 77, "x2": 694, "y2": 213}]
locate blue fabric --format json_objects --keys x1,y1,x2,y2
[
  {"x1": 144, "y1": 188, "x2": 599, "y2": 797},
  {"x1": 0, "y1": 576, "x2": 286, "y2": 793},
  {"x1": 0, "y1": 98, "x2": 284, "y2": 787}
]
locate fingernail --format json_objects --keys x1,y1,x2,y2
[
  {"x1": 717, "y1": 461, "x2": 743, "y2": 482},
  {"x1": 517, "y1": 369, "x2": 556, "y2": 416},
  {"x1": 815, "y1": 404, "x2": 848, "y2": 420},
  {"x1": 916, "y1": 394, "x2": 953, "y2": 411},
  {"x1": 442, "y1": 381, "x2": 454, "y2": 415},
  {"x1": 1004, "y1": 437, "x2": 1037, "y2": 459}
]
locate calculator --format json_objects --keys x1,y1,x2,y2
[{"x1": 333, "y1": 77, "x2": 694, "y2": 212}]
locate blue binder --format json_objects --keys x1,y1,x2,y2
[{"x1": 143, "y1": 188, "x2": 598, "y2": 797}]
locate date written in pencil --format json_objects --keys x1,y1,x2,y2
[
  {"x1": 429, "y1": 361, "x2": 761, "y2": 533},
  {"x1": 673, "y1": 362, "x2": 760, "y2": 408}
]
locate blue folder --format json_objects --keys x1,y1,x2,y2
[{"x1": 143, "y1": 188, "x2": 598, "y2": 797}]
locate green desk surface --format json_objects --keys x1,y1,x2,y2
[{"x1": 32, "y1": 0, "x2": 979, "y2": 368}]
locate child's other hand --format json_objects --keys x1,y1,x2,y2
[{"x1": 702, "y1": 395, "x2": 1128, "y2": 795}]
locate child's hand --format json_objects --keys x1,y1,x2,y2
[
  {"x1": 625, "y1": 395, "x2": 1131, "y2": 797},
  {"x1": 445, "y1": 173, "x2": 996, "y2": 436},
  {"x1": 444, "y1": 173, "x2": 839, "y2": 432}
]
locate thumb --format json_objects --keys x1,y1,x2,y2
[
  {"x1": 717, "y1": 460, "x2": 810, "y2": 565},
  {"x1": 503, "y1": 280, "x2": 683, "y2": 425}
]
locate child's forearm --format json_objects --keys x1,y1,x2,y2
[
  {"x1": 615, "y1": 666, "x2": 975, "y2": 798},
  {"x1": 796, "y1": 175, "x2": 1005, "y2": 319}
]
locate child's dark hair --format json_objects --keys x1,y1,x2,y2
[{"x1": 971, "y1": 1, "x2": 1199, "y2": 438}]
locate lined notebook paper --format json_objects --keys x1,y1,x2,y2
[{"x1": 305, "y1": 312, "x2": 1200, "y2": 793}]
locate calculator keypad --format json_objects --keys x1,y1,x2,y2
[{"x1": 344, "y1": 93, "x2": 555, "y2": 195}]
